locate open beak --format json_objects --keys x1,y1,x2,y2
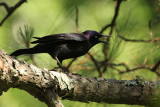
[{"x1": 98, "y1": 34, "x2": 111, "y2": 44}]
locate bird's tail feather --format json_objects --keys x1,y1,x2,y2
[
  {"x1": 33, "y1": 37, "x2": 40, "y2": 39},
  {"x1": 10, "y1": 48, "x2": 35, "y2": 56}
]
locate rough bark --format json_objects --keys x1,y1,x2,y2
[{"x1": 0, "y1": 49, "x2": 160, "y2": 107}]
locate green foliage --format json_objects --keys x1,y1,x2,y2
[
  {"x1": 0, "y1": 88, "x2": 46, "y2": 107},
  {"x1": 107, "y1": 31, "x2": 124, "y2": 62},
  {"x1": 17, "y1": 25, "x2": 34, "y2": 48},
  {"x1": 0, "y1": 0, "x2": 160, "y2": 107}
]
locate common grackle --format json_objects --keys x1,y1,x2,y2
[{"x1": 10, "y1": 30, "x2": 110, "y2": 68}]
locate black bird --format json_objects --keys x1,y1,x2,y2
[{"x1": 10, "y1": 30, "x2": 110, "y2": 68}]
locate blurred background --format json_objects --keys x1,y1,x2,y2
[{"x1": 0, "y1": 0, "x2": 160, "y2": 107}]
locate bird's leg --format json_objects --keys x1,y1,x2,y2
[
  {"x1": 55, "y1": 57, "x2": 69, "y2": 72},
  {"x1": 55, "y1": 57, "x2": 63, "y2": 68}
]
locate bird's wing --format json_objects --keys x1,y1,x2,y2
[{"x1": 31, "y1": 33, "x2": 88, "y2": 44}]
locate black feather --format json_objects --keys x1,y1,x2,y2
[{"x1": 31, "y1": 33, "x2": 87, "y2": 44}]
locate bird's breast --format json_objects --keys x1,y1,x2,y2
[{"x1": 57, "y1": 41, "x2": 89, "y2": 60}]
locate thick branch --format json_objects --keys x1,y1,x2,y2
[
  {"x1": 0, "y1": 50, "x2": 160, "y2": 106},
  {"x1": 0, "y1": 50, "x2": 64, "y2": 107}
]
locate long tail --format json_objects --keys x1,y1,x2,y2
[{"x1": 10, "y1": 48, "x2": 35, "y2": 56}]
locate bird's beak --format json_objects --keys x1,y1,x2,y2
[{"x1": 98, "y1": 34, "x2": 111, "y2": 44}]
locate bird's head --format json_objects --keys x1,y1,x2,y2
[{"x1": 82, "y1": 30, "x2": 110, "y2": 46}]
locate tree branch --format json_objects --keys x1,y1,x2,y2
[
  {"x1": 66, "y1": 58, "x2": 77, "y2": 69},
  {"x1": 100, "y1": 0, "x2": 123, "y2": 34},
  {"x1": 0, "y1": 2, "x2": 10, "y2": 12},
  {"x1": 116, "y1": 20, "x2": 160, "y2": 43},
  {"x1": 0, "y1": 50, "x2": 160, "y2": 106},
  {"x1": 99, "y1": 0, "x2": 124, "y2": 75},
  {"x1": 0, "y1": 0, "x2": 27, "y2": 26},
  {"x1": 117, "y1": 34, "x2": 160, "y2": 43},
  {"x1": 107, "y1": 62, "x2": 160, "y2": 76},
  {"x1": 87, "y1": 52, "x2": 102, "y2": 77},
  {"x1": 110, "y1": 21, "x2": 160, "y2": 75},
  {"x1": 152, "y1": 60, "x2": 160, "y2": 72}
]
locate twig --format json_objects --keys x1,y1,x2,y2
[
  {"x1": 0, "y1": 0, "x2": 27, "y2": 26},
  {"x1": 75, "y1": 6, "x2": 80, "y2": 33},
  {"x1": 110, "y1": 65, "x2": 152, "y2": 74},
  {"x1": 100, "y1": 24, "x2": 112, "y2": 34},
  {"x1": 17, "y1": 25, "x2": 37, "y2": 66},
  {"x1": 108, "y1": 20, "x2": 160, "y2": 75},
  {"x1": 66, "y1": 58, "x2": 77, "y2": 69},
  {"x1": 0, "y1": 2, "x2": 9, "y2": 12},
  {"x1": 29, "y1": 54, "x2": 37, "y2": 66},
  {"x1": 109, "y1": 63, "x2": 130, "y2": 70},
  {"x1": 116, "y1": 30, "x2": 160, "y2": 43},
  {"x1": 87, "y1": 53, "x2": 102, "y2": 77},
  {"x1": 149, "y1": 19, "x2": 153, "y2": 39},
  {"x1": 109, "y1": 62, "x2": 160, "y2": 76},
  {"x1": 100, "y1": 0, "x2": 123, "y2": 34},
  {"x1": 101, "y1": 0, "x2": 124, "y2": 74},
  {"x1": 116, "y1": 20, "x2": 160, "y2": 43},
  {"x1": 152, "y1": 60, "x2": 160, "y2": 72}
]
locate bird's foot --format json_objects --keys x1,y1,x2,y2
[
  {"x1": 50, "y1": 67, "x2": 69, "y2": 73},
  {"x1": 10, "y1": 56, "x2": 17, "y2": 59},
  {"x1": 50, "y1": 67, "x2": 62, "y2": 72}
]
